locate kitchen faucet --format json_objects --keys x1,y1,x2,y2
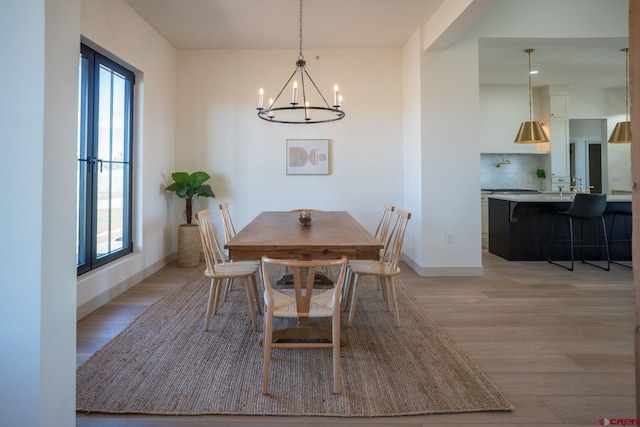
[{"x1": 570, "y1": 176, "x2": 585, "y2": 195}]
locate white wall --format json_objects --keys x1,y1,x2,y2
[
  {"x1": 175, "y1": 48, "x2": 404, "y2": 238},
  {"x1": 419, "y1": 38, "x2": 483, "y2": 275},
  {"x1": 402, "y1": 29, "x2": 424, "y2": 264},
  {"x1": 0, "y1": 0, "x2": 79, "y2": 425},
  {"x1": 77, "y1": 0, "x2": 178, "y2": 316}
]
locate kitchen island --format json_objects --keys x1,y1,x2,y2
[{"x1": 488, "y1": 194, "x2": 632, "y2": 261}]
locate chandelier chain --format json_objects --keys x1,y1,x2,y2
[{"x1": 298, "y1": 0, "x2": 304, "y2": 59}]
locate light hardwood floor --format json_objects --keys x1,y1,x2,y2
[{"x1": 77, "y1": 251, "x2": 635, "y2": 426}]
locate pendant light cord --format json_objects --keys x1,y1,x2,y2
[
  {"x1": 527, "y1": 49, "x2": 533, "y2": 121},
  {"x1": 624, "y1": 48, "x2": 629, "y2": 122}
]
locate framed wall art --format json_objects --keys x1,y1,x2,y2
[{"x1": 286, "y1": 139, "x2": 330, "y2": 175}]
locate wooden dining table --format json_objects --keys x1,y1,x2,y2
[
  {"x1": 225, "y1": 210, "x2": 382, "y2": 262},
  {"x1": 225, "y1": 210, "x2": 382, "y2": 344}
]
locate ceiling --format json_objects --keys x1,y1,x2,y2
[{"x1": 123, "y1": 0, "x2": 628, "y2": 88}]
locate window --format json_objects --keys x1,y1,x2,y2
[{"x1": 77, "y1": 44, "x2": 135, "y2": 275}]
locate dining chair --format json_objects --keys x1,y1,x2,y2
[
  {"x1": 195, "y1": 209, "x2": 262, "y2": 331},
  {"x1": 260, "y1": 256, "x2": 348, "y2": 395},
  {"x1": 344, "y1": 209, "x2": 412, "y2": 327}
]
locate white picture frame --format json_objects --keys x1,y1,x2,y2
[{"x1": 286, "y1": 139, "x2": 330, "y2": 175}]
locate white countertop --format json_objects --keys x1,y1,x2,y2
[{"x1": 487, "y1": 193, "x2": 632, "y2": 203}]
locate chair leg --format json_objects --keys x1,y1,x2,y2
[
  {"x1": 204, "y1": 278, "x2": 219, "y2": 331},
  {"x1": 347, "y1": 274, "x2": 362, "y2": 327},
  {"x1": 548, "y1": 214, "x2": 574, "y2": 271},
  {"x1": 250, "y1": 274, "x2": 263, "y2": 315},
  {"x1": 213, "y1": 277, "x2": 224, "y2": 314},
  {"x1": 568, "y1": 217, "x2": 575, "y2": 271},
  {"x1": 609, "y1": 213, "x2": 631, "y2": 268},
  {"x1": 222, "y1": 278, "x2": 232, "y2": 301},
  {"x1": 342, "y1": 270, "x2": 354, "y2": 311},
  {"x1": 379, "y1": 276, "x2": 390, "y2": 311},
  {"x1": 387, "y1": 277, "x2": 400, "y2": 327},
  {"x1": 332, "y1": 312, "x2": 341, "y2": 394},
  {"x1": 243, "y1": 278, "x2": 258, "y2": 331},
  {"x1": 262, "y1": 308, "x2": 273, "y2": 395},
  {"x1": 581, "y1": 216, "x2": 611, "y2": 271}
]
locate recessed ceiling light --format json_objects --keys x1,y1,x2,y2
[{"x1": 530, "y1": 70, "x2": 539, "y2": 75}]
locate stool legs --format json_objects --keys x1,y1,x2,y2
[
  {"x1": 609, "y1": 212, "x2": 632, "y2": 268},
  {"x1": 548, "y1": 214, "x2": 610, "y2": 271}
]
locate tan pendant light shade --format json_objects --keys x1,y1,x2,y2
[
  {"x1": 514, "y1": 49, "x2": 549, "y2": 144},
  {"x1": 609, "y1": 121, "x2": 631, "y2": 143},
  {"x1": 609, "y1": 48, "x2": 631, "y2": 143},
  {"x1": 515, "y1": 121, "x2": 550, "y2": 144}
]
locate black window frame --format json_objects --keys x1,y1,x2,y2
[{"x1": 77, "y1": 43, "x2": 135, "y2": 275}]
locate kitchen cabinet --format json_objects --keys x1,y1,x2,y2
[
  {"x1": 550, "y1": 95, "x2": 568, "y2": 117},
  {"x1": 550, "y1": 117, "x2": 570, "y2": 190},
  {"x1": 481, "y1": 195, "x2": 489, "y2": 238},
  {"x1": 488, "y1": 194, "x2": 631, "y2": 261},
  {"x1": 548, "y1": 93, "x2": 570, "y2": 190}
]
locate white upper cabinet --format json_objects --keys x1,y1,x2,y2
[{"x1": 550, "y1": 95, "x2": 569, "y2": 117}]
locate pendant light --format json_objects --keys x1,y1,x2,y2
[
  {"x1": 608, "y1": 48, "x2": 631, "y2": 143},
  {"x1": 256, "y1": 0, "x2": 345, "y2": 124},
  {"x1": 514, "y1": 49, "x2": 549, "y2": 144}
]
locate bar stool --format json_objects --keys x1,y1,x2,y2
[
  {"x1": 608, "y1": 207, "x2": 632, "y2": 268},
  {"x1": 548, "y1": 193, "x2": 610, "y2": 271}
]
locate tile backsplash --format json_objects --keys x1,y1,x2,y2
[{"x1": 481, "y1": 153, "x2": 551, "y2": 190}]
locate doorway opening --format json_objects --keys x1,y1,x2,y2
[{"x1": 569, "y1": 119, "x2": 608, "y2": 194}]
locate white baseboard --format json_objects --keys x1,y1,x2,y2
[
  {"x1": 401, "y1": 253, "x2": 484, "y2": 277},
  {"x1": 76, "y1": 254, "x2": 174, "y2": 320}
]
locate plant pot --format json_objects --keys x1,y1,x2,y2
[{"x1": 177, "y1": 224, "x2": 201, "y2": 267}]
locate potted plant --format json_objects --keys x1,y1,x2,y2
[
  {"x1": 536, "y1": 168, "x2": 546, "y2": 191},
  {"x1": 165, "y1": 171, "x2": 215, "y2": 267}
]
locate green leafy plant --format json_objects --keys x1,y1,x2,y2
[
  {"x1": 536, "y1": 169, "x2": 546, "y2": 179},
  {"x1": 165, "y1": 171, "x2": 215, "y2": 224}
]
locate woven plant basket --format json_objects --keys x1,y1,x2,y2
[{"x1": 177, "y1": 224, "x2": 201, "y2": 267}]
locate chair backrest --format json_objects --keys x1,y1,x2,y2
[
  {"x1": 195, "y1": 209, "x2": 226, "y2": 273},
  {"x1": 381, "y1": 209, "x2": 412, "y2": 271},
  {"x1": 567, "y1": 193, "x2": 607, "y2": 219},
  {"x1": 374, "y1": 203, "x2": 395, "y2": 244},
  {"x1": 218, "y1": 203, "x2": 237, "y2": 243},
  {"x1": 261, "y1": 256, "x2": 348, "y2": 317}
]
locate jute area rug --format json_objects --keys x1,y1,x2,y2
[{"x1": 76, "y1": 266, "x2": 513, "y2": 417}]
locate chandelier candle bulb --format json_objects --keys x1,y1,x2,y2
[
  {"x1": 304, "y1": 101, "x2": 310, "y2": 120},
  {"x1": 292, "y1": 81, "x2": 298, "y2": 104},
  {"x1": 268, "y1": 98, "x2": 274, "y2": 118},
  {"x1": 333, "y1": 84, "x2": 339, "y2": 106},
  {"x1": 338, "y1": 94, "x2": 343, "y2": 107},
  {"x1": 258, "y1": 88, "x2": 264, "y2": 109}
]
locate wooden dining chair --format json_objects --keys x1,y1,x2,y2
[
  {"x1": 260, "y1": 256, "x2": 348, "y2": 395},
  {"x1": 344, "y1": 209, "x2": 411, "y2": 327},
  {"x1": 195, "y1": 209, "x2": 262, "y2": 331},
  {"x1": 218, "y1": 202, "x2": 237, "y2": 244}
]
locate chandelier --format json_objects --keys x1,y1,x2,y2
[
  {"x1": 256, "y1": 0, "x2": 345, "y2": 124},
  {"x1": 514, "y1": 49, "x2": 549, "y2": 144},
  {"x1": 608, "y1": 48, "x2": 631, "y2": 143}
]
